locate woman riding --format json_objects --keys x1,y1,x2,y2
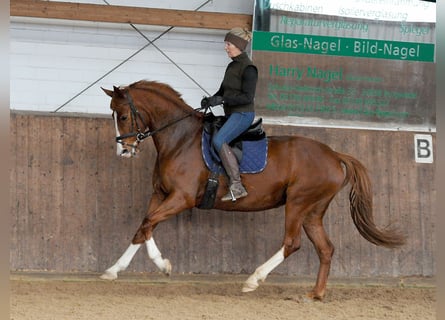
[{"x1": 201, "y1": 27, "x2": 258, "y2": 202}]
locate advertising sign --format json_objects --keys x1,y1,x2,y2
[{"x1": 252, "y1": 0, "x2": 436, "y2": 128}]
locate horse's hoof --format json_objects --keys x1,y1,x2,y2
[
  {"x1": 306, "y1": 291, "x2": 324, "y2": 301},
  {"x1": 163, "y1": 259, "x2": 172, "y2": 276},
  {"x1": 242, "y1": 278, "x2": 259, "y2": 293},
  {"x1": 100, "y1": 271, "x2": 117, "y2": 280}
]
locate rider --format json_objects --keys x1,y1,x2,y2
[{"x1": 201, "y1": 27, "x2": 258, "y2": 202}]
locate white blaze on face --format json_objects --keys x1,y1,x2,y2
[{"x1": 114, "y1": 111, "x2": 125, "y2": 156}]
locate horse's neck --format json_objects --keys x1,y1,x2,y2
[
  {"x1": 150, "y1": 113, "x2": 202, "y2": 156},
  {"x1": 134, "y1": 88, "x2": 202, "y2": 155}
]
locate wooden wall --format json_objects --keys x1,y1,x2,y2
[{"x1": 10, "y1": 112, "x2": 436, "y2": 277}]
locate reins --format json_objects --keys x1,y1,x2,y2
[{"x1": 115, "y1": 91, "x2": 208, "y2": 145}]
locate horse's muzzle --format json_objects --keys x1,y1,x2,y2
[
  {"x1": 120, "y1": 148, "x2": 133, "y2": 158},
  {"x1": 116, "y1": 141, "x2": 139, "y2": 158}
]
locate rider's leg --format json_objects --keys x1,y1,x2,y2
[
  {"x1": 219, "y1": 142, "x2": 248, "y2": 201},
  {"x1": 212, "y1": 112, "x2": 254, "y2": 201}
]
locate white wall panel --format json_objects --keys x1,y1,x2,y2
[{"x1": 10, "y1": 0, "x2": 254, "y2": 114}]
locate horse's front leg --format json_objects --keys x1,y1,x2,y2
[
  {"x1": 100, "y1": 191, "x2": 192, "y2": 280},
  {"x1": 99, "y1": 237, "x2": 171, "y2": 280},
  {"x1": 100, "y1": 242, "x2": 143, "y2": 280},
  {"x1": 100, "y1": 192, "x2": 164, "y2": 280}
]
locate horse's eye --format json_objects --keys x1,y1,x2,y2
[{"x1": 120, "y1": 115, "x2": 128, "y2": 121}]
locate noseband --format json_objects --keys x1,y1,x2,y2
[{"x1": 115, "y1": 91, "x2": 205, "y2": 147}]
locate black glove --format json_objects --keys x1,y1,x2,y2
[
  {"x1": 201, "y1": 97, "x2": 210, "y2": 108},
  {"x1": 201, "y1": 96, "x2": 224, "y2": 108},
  {"x1": 208, "y1": 96, "x2": 224, "y2": 106}
]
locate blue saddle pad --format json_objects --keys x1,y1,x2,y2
[{"x1": 201, "y1": 131, "x2": 268, "y2": 174}]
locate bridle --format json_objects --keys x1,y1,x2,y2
[{"x1": 115, "y1": 91, "x2": 207, "y2": 148}]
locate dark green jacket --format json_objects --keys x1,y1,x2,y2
[{"x1": 214, "y1": 52, "x2": 258, "y2": 115}]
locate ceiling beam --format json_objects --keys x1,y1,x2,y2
[{"x1": 10, "y1": 0, "x2": 252, "y2": 30}]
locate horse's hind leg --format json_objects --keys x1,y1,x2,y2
[
  {"x1": 303, "y1": 205, "x2": 335, "y2": 300},
  {"x1": 242, "y1": 246, "x2": 286, "y2": 292},
  {"x1": 243, "y1": 202, "x2": 307, "y2": 292}
]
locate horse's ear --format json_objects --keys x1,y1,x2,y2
[
  {"x1": 112, "y1": 85, "x2": 126, "y2": 98},
  {"x1": 101, "y1": 87, "x2": 114, "y2": 97},
  {"x1": 101, "y1": 86, "x2": 126, "y2": 98}
]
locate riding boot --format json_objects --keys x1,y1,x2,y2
[{"x1": 219, "y1": 143, "x2": 248, "y2": 201}]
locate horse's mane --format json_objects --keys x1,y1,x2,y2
[{"x1": 129, "y1": 80, "x2": 192, "y2": 111}]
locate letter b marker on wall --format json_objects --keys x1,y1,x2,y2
[{"x1": 414, "y1": 134, "x2": 433, "y2": 163}]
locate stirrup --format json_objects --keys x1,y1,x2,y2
[{"x1": 221, "y1": 185, "x2": 248, "y2": 202}]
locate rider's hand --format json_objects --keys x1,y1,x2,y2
[
  {"x1": 207, "y1": 96, "x2": 224, "y2": 106},
  {"x1": 200, "y1": 97, "x2": 210, "y2": 108}
]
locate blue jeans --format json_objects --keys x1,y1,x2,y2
[{"x1": 212, "y1": 112, "x2": 255, "y2": 152}]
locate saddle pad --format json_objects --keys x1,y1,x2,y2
[{"x1": 201, "y1": 131, "x2": 268, "y2": 174}]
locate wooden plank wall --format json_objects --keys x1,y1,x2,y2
[
  {"x1": 10, "y1": 112, "x2": 436, "y2": 277},
  {"x1": 10, "y1": 0, "x2": 252, "y2": 30}
]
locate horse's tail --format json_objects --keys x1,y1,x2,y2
[{"x1": 338, "y1": 153, "x2": 406, "y2": 248}]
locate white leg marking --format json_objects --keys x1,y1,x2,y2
[
  {"x1": 242, "y1": 246, "x2": 285, "y2": 293},
  {"x1": 113, "y1": 111, "x2": 126, "y2": 157},
  {"x1": 100, "y1": 243, "x2": 141, "y2": 280},
  {"x1": 146, "y1": 238, "x2": 172, "y2": 275}
]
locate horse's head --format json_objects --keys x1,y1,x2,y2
[
  {"x1": 103, "y1": 80, "x2": 204, "y2": 158},
  {"x1": 102, "y1": 85, "x2": 146, "y2": 158}
]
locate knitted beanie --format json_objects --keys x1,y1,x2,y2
[{"x1": 224, "y1": 27, "x2": 252, "y2": 51}]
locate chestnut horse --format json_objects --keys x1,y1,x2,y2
[{"x1": 101, "y1": 80, "x2": 405, "y2": 300}]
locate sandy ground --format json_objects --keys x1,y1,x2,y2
[{"x1": 10, "y1": 273, "x2": 435, "y2": 320}]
